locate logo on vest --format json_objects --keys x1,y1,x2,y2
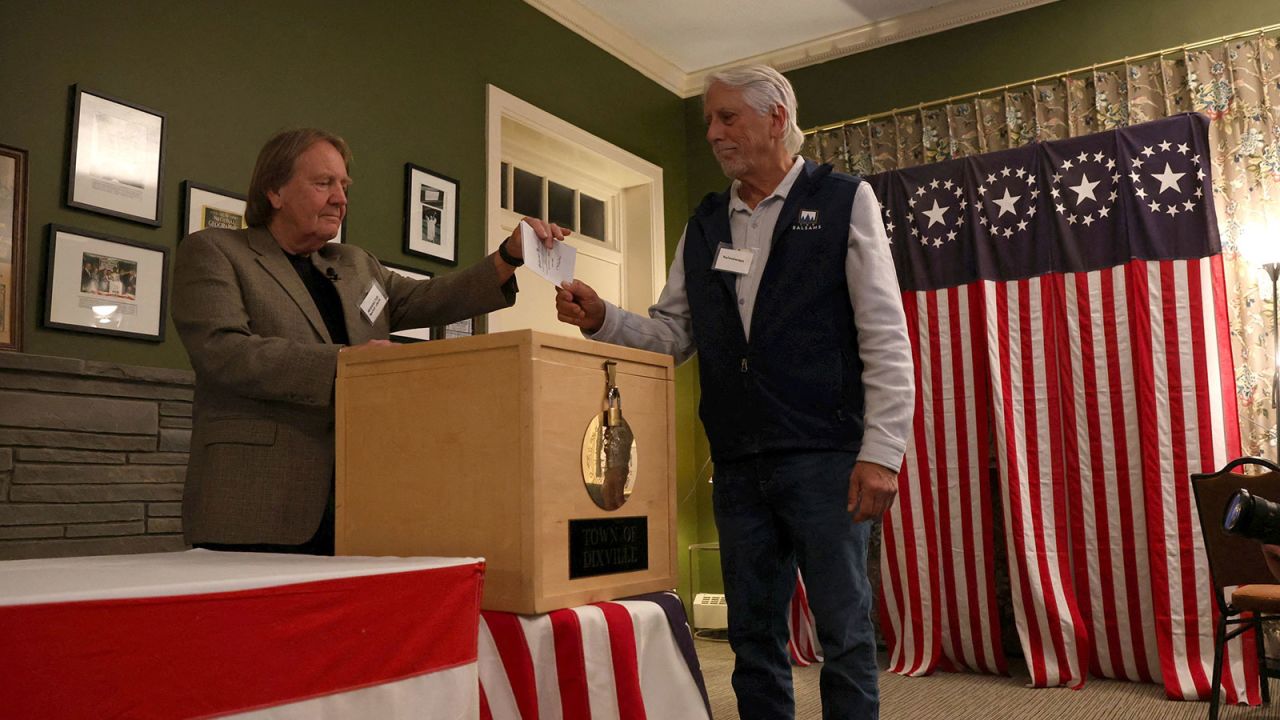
[{"x1": 793, "y1": 208, "x2": 822, "y2": 231}]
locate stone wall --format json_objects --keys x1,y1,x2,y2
[{"x1": 0, "y1": 352, "x2": 193, "y2": 560}]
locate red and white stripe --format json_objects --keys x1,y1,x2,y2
[
  {"x1": 932, "y1": 284, "x2": 1006, "y2": 675},
  {"x1": 1058, "y1": 265, "x2": 1161, "y2": 684},
  {"x1": 880, "y1": 286, "x2": 1006, "y2": 677},
  {"x1": 880, "y1": 290, "x2": 942, "y2": 677},
  {"x1": 1126, "y1": 257, "x2": 1251, "y2": 702},
  {"x1": 985, "y1": 276, "x2": 1090, "y2": 689},
  {"x1": 0, "y1": 551, "x2": 485, "y2": 720},
  {"x1": 788, "y1": 570, "x2": 824, "y2": 666},
  {"x1": 478, "y1": 601, "x2": 709, "y2": 720}
]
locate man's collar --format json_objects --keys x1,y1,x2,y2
[{"x1": 728, "y1": 156, "x2": 805, "y2": 213}]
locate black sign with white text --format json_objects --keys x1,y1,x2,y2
[{"x1": 568, "y1": 516, "x2": 648, "y2": 579}]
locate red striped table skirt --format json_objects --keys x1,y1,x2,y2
[{"x1": 0, "y1": 550, "x2": 484, "y2": 719}]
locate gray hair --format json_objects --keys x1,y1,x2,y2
[{"x1": 703, "y1": 65, "x2": 803, "y2": 154}]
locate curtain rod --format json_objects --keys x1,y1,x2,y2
[{"x1": 804, "y1": 21, "x2": 1280, "y2": 135}]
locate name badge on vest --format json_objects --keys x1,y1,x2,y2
[
  {"x1": 713, "y1": 243, "x2": 754, "y2": 275},
  {"x1": 359, "y1": 280, "x2": 388, "y2": 324}
]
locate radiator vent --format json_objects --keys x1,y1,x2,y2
[{"x1": 692, "y1": 593, "x2": 728, "y2": 630}]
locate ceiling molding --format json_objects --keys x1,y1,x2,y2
[
  {"x1": 526, "y1": 0, "x2": 690, "y2": 96},
  {"x1": 527, "y1": 0, "x2": 1059, "y2": 98}
]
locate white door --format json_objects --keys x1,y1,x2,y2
[{"x1": 485, "y1": 86, "x2": 665, "y2": 338}]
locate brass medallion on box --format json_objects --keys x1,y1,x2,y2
[{"x1": 581, "y1": 360, "x2": 637, "y2": 511}]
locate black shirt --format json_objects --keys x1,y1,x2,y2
[{"x1": 285, "y1": 252, "x2": 349, "y2": 346}]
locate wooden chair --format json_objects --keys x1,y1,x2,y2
[{"x1": 1192, "y1": 456, "x2": 1280, "y2": 718}]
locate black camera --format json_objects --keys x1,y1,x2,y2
[{"x1": 1223, "y1": 488, "x2": 1280, "y2": 545}]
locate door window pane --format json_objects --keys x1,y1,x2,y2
[
  {"x1": 500, "y1": 162, "x2": 509, "y2": 210},
  {"x1": 548, "y1": 181, "x2": 576, "y2": 231},
  {"x1": 580, "y1": 194, "x2": 606, "y2": 240},
  {"x1": 513, "y1": 167, "x2": 543, "y2": 218}
]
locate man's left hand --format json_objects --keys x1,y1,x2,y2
[{"x1": 848, "y1": 461, "x2": 898, "y2": 523}]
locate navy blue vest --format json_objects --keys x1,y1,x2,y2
[{"x1": 684, "y1": 161, "x2": 865, "y2": 462}]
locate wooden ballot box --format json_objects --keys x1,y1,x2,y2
[{"x1": 334, "y1": 329, "x2": 676, "y2": 614}]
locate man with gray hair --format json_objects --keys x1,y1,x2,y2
[
  {"x1": 174, "y1": 128, "x2": 564, "y2": 555},
  {"x1": 556, "y1": 65, "x2": 913, "y2": 718}
]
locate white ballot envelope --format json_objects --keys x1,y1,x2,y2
[{"x1": 520, "y1": 221, "x2": 576, "y2": 287}]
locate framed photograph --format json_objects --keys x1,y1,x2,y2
[
  {"x1": 383, "y1": 261, "x2": 434, "y2": 343},
  {"x1": 44, "y1": 225, "x2": 169, "y2": 341},
  {"x1": 404, "y1": 163, "x2": 458, "y2": 264},
  {"x1": 182, "y1": 181, "x2": 246, "y2": 239},
  {"x1": 440, "y1": 317, "x2": 475, "y2": 340},
  {"x1": 383, "y1": 261, "x2": 433, "y2": 281},
  {"x1": 0, "y1": 144, "x2": 28, "y2": 352},
  {"x1": 66, "y1": 86, "x2": 166, "y2": 226}
]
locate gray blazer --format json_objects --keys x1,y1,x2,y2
[{"x1": 172, "y1": 226, "x2": 513, "y2": 545}]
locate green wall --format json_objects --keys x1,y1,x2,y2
[
  {"x1": 688, "y1": 0, "x2": 1280, "y2": 212},
  {"x1": 0, "y1": 0, "x2": 690, "y2": 368},
  {"x1": 683, "y1": 0, "x2": 1280, "y2": 592},
  {"x1": 6, "y1": 0, "x2": 1275, "y2": 606},
  {"x1": 0, "y1": 0, "x2": 712, "y2": 601},
  {"x1": 790, "y1": 0, "x2": 1280, "y2": 130}
]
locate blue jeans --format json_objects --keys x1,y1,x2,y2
[{"x1": 713, "y1": 450, "x2": 878, "y2": 720}]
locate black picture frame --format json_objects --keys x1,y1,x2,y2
[
  {"x1": 382, "y1": 260, "x2": 434, "y2": 281},
  {"x1": 44, "y1": 224, "x2": 169, "y2": 342},
  {"x1": 181, "y1": 181, "x2": 246, "y2": 240},
  {"x1": 403, "y1": 163, "x2": 458, "y2": 265},
  {"x1": 382, "y1": 261, "x2": 435, "y2": 343},
  {"x1": 66, "y1": 86, "x2": 166, "y2": 226},
  {"x1": 0, "y1": 144, "x2": 28, "y2": 352}
]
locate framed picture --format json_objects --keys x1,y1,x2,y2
[
  {"x1": 404, "y1": 163, "x2": 458, "y2": 264},
  {"x1": 383, "y1": 261, "x2": 433, "y2": 281},
  {"x1": 440, "y1": 317, "x2": 475, "y2": 340},
  {"x1": 0, "y1": 144, "x2": 28, "y2": 352},
  {"x1": 182, "y1": 181, "x2": 246, "y2": 239},
  {"x1": 44, "y1": 225, "x2": 169, "y2": 341},
  {"x1": 383, "y1": 261, "x2": 434, "y2": 343},
  {"x1": 66, "y1": 86, "x2": 166, "y2": 226}
]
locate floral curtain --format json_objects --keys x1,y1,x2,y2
[{"x1": 804, "y1": 31, "x2": 1280, "y2": 460}]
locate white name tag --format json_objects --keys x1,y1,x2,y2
[
  {"x1": 359, "y1": 281, "x2": 388, "y2": 324},
  {"x1": 713, "y1": 245, "x2": 754, "y2": 275}
]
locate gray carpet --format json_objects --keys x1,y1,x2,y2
[{"x1": 694, "y1": 638, "x2": 1280, "y2": 719}]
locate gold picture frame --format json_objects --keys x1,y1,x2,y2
[{"x1": 0, "y1": 144, "x2": 28, "y2": 351}]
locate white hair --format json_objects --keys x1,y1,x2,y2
[{"x1": 703, "y1": 65, "x2": 803, "y2": 154}]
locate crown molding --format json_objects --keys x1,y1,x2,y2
[
  {"x1": 527, "y1": 0, "x2": 1059, "y2": 98},
  {"x1": 526, "y1": 0, "x2": 690, "y2": 96}
]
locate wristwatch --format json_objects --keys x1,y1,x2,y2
[{"x1": 497, "y1": 239, "x2": 524, "y2": 267}]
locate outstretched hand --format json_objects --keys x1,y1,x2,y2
[{"x1": 556, "y1": 279, "x2": 606, "y2": 333}]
